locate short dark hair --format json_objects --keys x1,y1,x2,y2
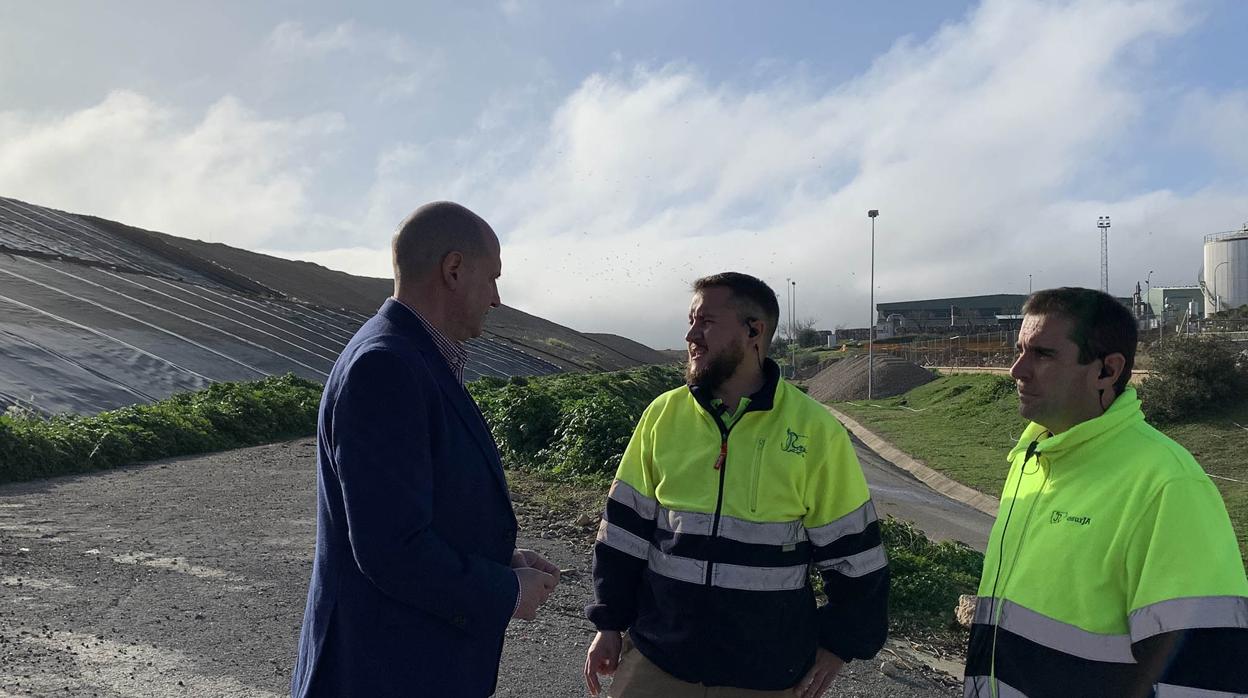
[
  {"x1": 1022, "y1": 287, "x2": 1137, "y2": 395},
  {"x1": 692, "y1": 272, "x2": 781, "y2": 348},
  {"x1": 392, "y1": 201, "x2": 493, "y2": 285}
]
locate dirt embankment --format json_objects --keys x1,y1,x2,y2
[{"x1": 807, "y1": 355, "x2": 937, "y2": 402}]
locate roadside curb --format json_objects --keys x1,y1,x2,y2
[{"x1": 825, "y1": 406, "x2": 1000, "y2": 517}]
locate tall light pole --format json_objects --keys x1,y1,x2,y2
[
  {"x1": 784, "y1": 277, "x2": 792, "y2": 377},
  {"x1": 1097, "y1": 216, "x2": 1111, "y2": 293},
  {"x1": 791, "y1": 280, "x2": 798, "y2": 376},
  {"x1": 1028, "y1": 274, "x2": 1033, "y2": 295},
  {"x1": 1145, "y1": 270, "x2": 1153, "y2": 325},
  {"x1": 867, "y1": 209, "x2": 879, "y2": 400}
]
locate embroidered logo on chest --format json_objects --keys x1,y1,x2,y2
[
  {"x1": 1050, "y1": 510, "x2": 1092, "y2": 526},
  {"x1": 780, "y1": 428, "x2": 807, "y2": 457}
]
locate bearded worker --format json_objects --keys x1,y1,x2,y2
[{"x1": 583, "y1": 272, "x2": 889, "y2": 698}]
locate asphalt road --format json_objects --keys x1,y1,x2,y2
[
  {"x1": 852, "y1": 435, "x2": 994, "y2": 551},
  {"x1": 0, "y1": 437, "x2": 975, "y2": 697}
]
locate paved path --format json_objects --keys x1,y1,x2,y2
[
  {"x1": 0, "y1": 439, "x2": 965, "y2": 697},
  {"x1": 853, "y1": 436, "x2": 994, "y2": 551}
]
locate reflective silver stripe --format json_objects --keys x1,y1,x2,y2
[
  {"x1": 1129, "y1": 596, "x2": 1248, "y2": 641},
  {"x1": 608, "y1": 479, "x2": 658, "y2": 520},
  {"x1": 963, "y1": 676, "x2": 1027, "y2": 698},
  {"x1": 1154, "y1": 683, "x2": 1244, "y2": 697},
  {"x1": 596, "y1": 520, "x2": 650, "y2": 560},
  {"x1": 656, "y1": 506, "x2": 806, "y2": 546},
  {"x1": 814, "y1": 543, "x2": 888, "y2": 578},
  {"x1": 712, "y1": 561, "x2": 808, "y2": 591},
  {"x1": 647, "y1": 548, "x2": 808, "y2": 591},
  {"x1": 719, "y1": 514, "x2": 806, "y2": 546},
  {"x1": 806, "y1": 500, "x2": 878, "y2": 548},
  {"x1": 656, "y1": 507, "x2": 713, "y2": 536},
  {"x1": 646, "y1": 548, "x2": 705, "y2": 585},
  {"x1": 971, "y1": 597, "x2": 1135, "y2": 663}
]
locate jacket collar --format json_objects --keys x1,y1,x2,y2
[
  {"x1": 1007, "y1": 387, "x2": 1145, "y2": 462},
  {"x1": 688, "y1": 357, "x2": 782, "y2": 417}
]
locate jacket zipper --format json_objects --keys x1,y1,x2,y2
[{"x1": 706, "y1": 410, "x2": 731, "y2": 587}]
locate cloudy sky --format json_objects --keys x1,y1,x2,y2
[{"x1": 2, "y1": 1, "x2": 1245, "y2": 348}]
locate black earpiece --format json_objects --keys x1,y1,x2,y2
[{"x1": 744, "y1": 317, "x2": 759, "y2": 338}]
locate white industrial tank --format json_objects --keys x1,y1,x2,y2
[{"x1": 1203, "y1": 227, "x2": 1248, "y2": 315}]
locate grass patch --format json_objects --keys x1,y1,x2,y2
[
  {"x1": 834, "y1": 375, "x2": 1248, "y2": 561},
  {"x1": 0, "y1": 374, "x2": 321, "y2": 485},
  {"x1": 835, "y1": 374, "x2": 1026, "y2": 495}
]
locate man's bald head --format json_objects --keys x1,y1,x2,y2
[{"x1": 392, "y1": 201, "x2": 496, "y2": 287}]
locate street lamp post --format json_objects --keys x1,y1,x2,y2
[
  {"x1": 1028, "y1": 274, "x2": 1032, "y2": 295},
  {"x1": 1145, "y1": 270, "x2": 1153, "y2": 327},
  {"x1": 867, "y1": 209, "x2": 879, "y2": 400},
  {"x1": 1097, "y1": 216, "x2": 1111, "y2": 293},
  {"x1": 791, "y1": 280, "x2": 797, "y2": 377},
  {"x1": 785, "y1": 278, "x2": 791, "y2": 377}
]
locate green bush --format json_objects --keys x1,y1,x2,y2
[
  {"x1": 469, "y1": 363, "x2": 685, "y2": 476},
  {"x1": 546, "y1": 396, "x2": 638, "y2": 476},
  {"x1": 1138, "y1": 335, "x2": 1248, "y2": 423},
  {"x1": 0, "y1": 374, "x2": 322, "y2": 485},
  {"x1": 880, "y1": 517, "x2": 982, "y2": 631}
]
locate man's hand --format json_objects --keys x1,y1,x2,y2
[
  {"x1": 512, "y1": 567, "x2": 556, "y2": 620},
  {"x1": 793, "y1": 648, "x2": 844, "y2": 698},
  {"x1": 512, "y1": 548, "x2": 561, "y2": 587},
  {"x1": 583, "y1": 630, "x2": 623, "y2": 696}
]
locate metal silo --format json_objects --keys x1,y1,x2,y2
[{"x1": 1203, "y1": 225, "x2": 1248, "y2": 315}]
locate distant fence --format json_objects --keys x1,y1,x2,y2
[{"x1": 876, "y1": 330, "x2": 1019, "y2": 368}]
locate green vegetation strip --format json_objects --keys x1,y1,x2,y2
[
  {"x1": 834, "y1": 374, "x2": 1248, "y2": 562},
  {"x1": 0, "y1": 374, "x2": 322, "y2": 484}
]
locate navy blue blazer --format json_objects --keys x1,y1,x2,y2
[{"x1": 291, "y1": 299, "x2": 519, "y2": 698}]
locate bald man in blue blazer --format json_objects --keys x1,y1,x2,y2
[{"x1": 291, "y1": 202, "x2": 559, "y2": 697}]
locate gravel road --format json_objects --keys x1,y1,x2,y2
[{"x1": 0, "y1": 438, "x2": 968, "y2": 697}]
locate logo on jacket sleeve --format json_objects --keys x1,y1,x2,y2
[{"x1": 781, "y1": 429, "x2": 807, "y2": 457}]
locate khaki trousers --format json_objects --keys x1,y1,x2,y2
[{"x1": 607, "y1": 638, "x2": 793, "y2": 698}]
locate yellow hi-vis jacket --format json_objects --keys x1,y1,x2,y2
[
  {"x1": 586, "y1": 360, "x2": 889, "y2": 690},
  {"x1": 965, "y1": 388, "x2": 1248, "y2": 697}
]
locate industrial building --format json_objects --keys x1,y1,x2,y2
[
  {"x1": 1203, "y1": 227, "x2": 1248, "y2": 315},
  {"x1": 1145, "y1": 286, "x2": 1204, "y2": 326},
  {"x1": 873, "y1": 294, "x2": 1029, "y2": 336}
]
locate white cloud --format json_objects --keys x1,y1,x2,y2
[
  {"x1": 0, "y1": 91, "x2": 344, "y2": 248},
  {"x1": 351, "y1": 0, "x2": 1246, "y2": 348},
  {"x1": 1173, "y1": 88, "x2": 1248, "y2": 169},
  {"x1": 266, "y1": 21, "x2": 359, "y2": 59},
  {"x1": 264, "y1": 20, "x2": 443, "y2": 103}
]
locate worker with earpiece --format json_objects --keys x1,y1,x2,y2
[
  {"x1": 583, "y1": 272, "x2": 889, "y2": 698},
  {"x1": 965, "y1": 287, "x2": 1247, "y2": 697}
]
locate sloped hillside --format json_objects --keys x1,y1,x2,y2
[{"x1": 0, "y1": 196, "x2": 662, "y2": 414}]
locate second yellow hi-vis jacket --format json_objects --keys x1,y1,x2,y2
[
  {"x1": 585, "y1": 360, "x2": 889, "y2": 690},
  {"x1": 965, "y1": 388, "x2": 1248, "y2": 697}
]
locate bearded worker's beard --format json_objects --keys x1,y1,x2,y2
[{"x1": 686, "y1": 341, "x2": 746, "y2": 392}]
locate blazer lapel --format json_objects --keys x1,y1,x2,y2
[{"x1": 380, "y1": 300, "x2": 511, "y2": 496}]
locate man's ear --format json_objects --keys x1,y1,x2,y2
[
  {"x1": 1098, "y1": 352, "x2": 1126, "y2": 388},
  {"x1": 441, "y1": 251, "x2": 464, "y2": 288}
]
